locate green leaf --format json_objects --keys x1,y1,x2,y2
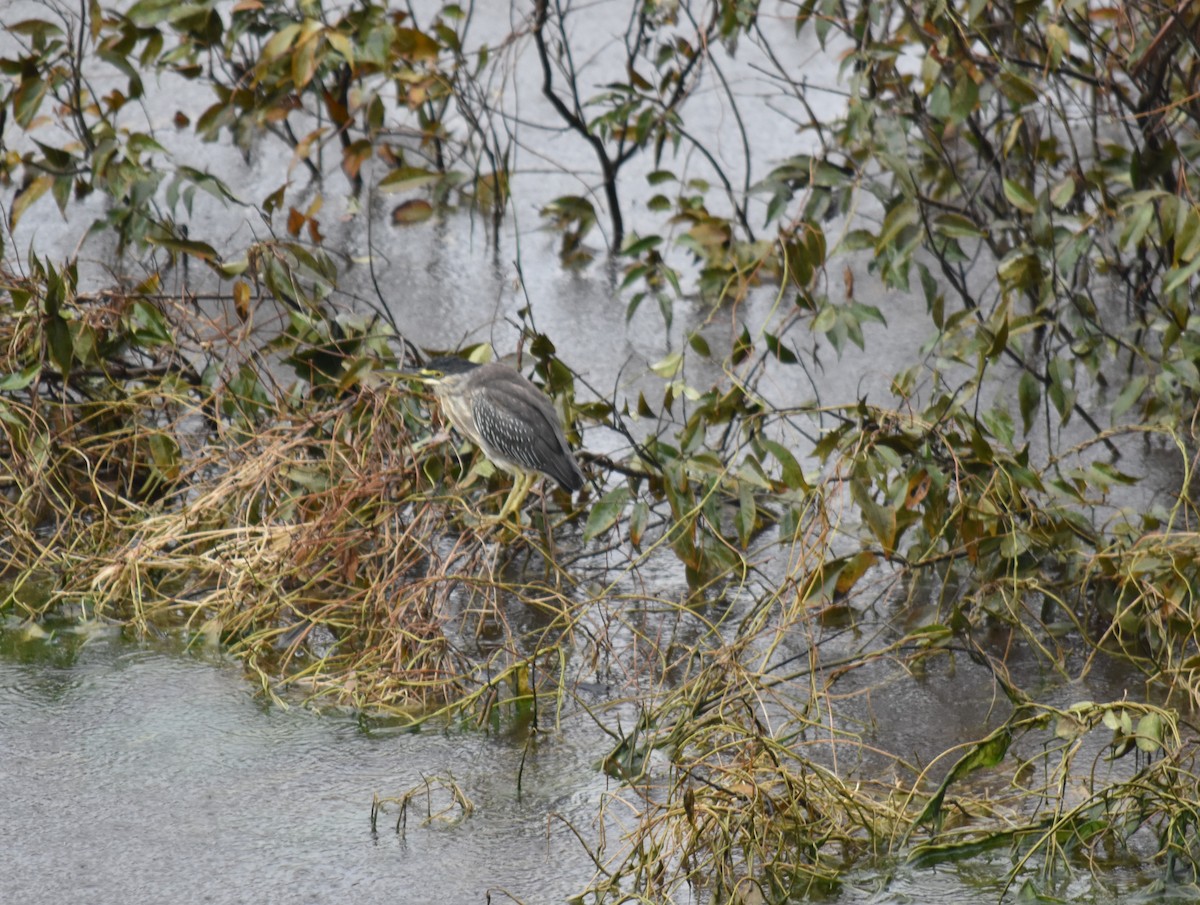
[
  {"x1": 765, "y1": 331, "x2": 798, "y2": 363},
  {"x1": 148, "y1": 432, "x2": 181, "y2": 481},
  {"x1": 46, "y1": 315, "x2": 73, "y2": 374},
  {"x1": 583, "y1": 487, "x2": 631, "y2": 542},
  {"x1": 259, "y1": 22, "x2": 301, "y2": 63},
  {"x1": 1111, "y1": 375, "x2": 1148, "y2": 421},
  {"x1": 877, "y1": 199, "x2": 919, "y2": 251},
  {"x1": 1050, "y1": 176, "x2": 1076, "y2": 209},
  {"x1": 129, "y1": 300, "x2": 173, "y2": 346},
  {"x1": 620, "y1": 234, "x2": 662, "y2": 256},
  {"x1": 126, "y1": 0, "x2": 177, "y2": 26},
  {"x1": 997, "y1": 70, "x2": 1038, "y2": 106},
  {"x1": 1134, "y1": 712, "x2": 1163, "y2": 753},
  {"x1": 624, "y1": 291, "x2": 645, "y2": 322},
  {"x1": 13, "y1": 74, "x2": 47, "y2": 128},
  {"x1": 1119, "y1": 200, "x2": 1155, "y2": 251},
  {"x1": 1175, "y1": 204, "x2": 1200, "y2": 264},
  {"x1": 687, "y1": 332, "x2": 710, "y2": 356},
  {"x1": 736, "y1": 481, "x2": 756, "y2": 549},
  {"x1": 0, "y1": 363, "x2": 41, "y2": 391},
  {"x1": 325, "y1": 29, "x2": 354, "y2": 65},
  {"x1": 146, "y1": 234, "x2": 220, "y2": 261},
  {"x1": 378, "y1": 166, "x2": 440, "y2": 193},
  {"x1": 541, "y1": 195, "x2": 596, "y2": 226},
  {"x1": 949, "y1": 75, "x2": 979, "y2": 122},
  {"x1": 127, "y1": 132, "x2": 169, "y2": 156},
  {"x1": 841, "y1": 229, "x2": 876, "y2": 252},
  {"x1": 732, "y1": 326, "x2": 753, "y2": 364},
  {"x1": 1002, "y1": 178, "x2": 1036, "y2": 214},
  {"x1": 915, "y1": 726, "x2": 1012, "y2": 828},
  {"x1": 835, "y1": 550, "x2": 876, "y2": 595},
  {"x1": 759, "y1": 438, "x2": 807, "y2": 490},
  {"x1": 934, "y1": 213, "x2": 985, "y2": 239},
  {"x1": 1163, "y1": 254, "x2": 1200, "y2": 294},
  {"x1": 851, "y1": 301, "x2": 886, "y2": 328},
  {"x1": 996, "y1": 247, "x2": 1040, "y2": 290},
  {"x1": 395, "y1": 27, "x2": 440, "y2": 61},
  {"x1": 1018, "y1": 371, "x2": 1040, "y2": 433},
  {"x1": 850, "y1": 480, "x2": 897, "y2": 555},
  {"x1": 1046, "y1": 23, "x2": 1069, "y2": 68},
  {"x1": 1047, "y1": 357, "x2": 1075, "y2": 423}
]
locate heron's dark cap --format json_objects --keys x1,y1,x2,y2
[{"x1": 424, "y1": 356, "x2": 481, "y2": 376}]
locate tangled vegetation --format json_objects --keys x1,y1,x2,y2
[{"x1": 3, "y1": 0, "x2": 1200, "y2": 901}]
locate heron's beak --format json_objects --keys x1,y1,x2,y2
[
  {"x1": 343, "y1": 368, "x2": 434, "y2": 395},
  {"x1": 377, "y1": 366, "x2": 441, "y2": 384}
]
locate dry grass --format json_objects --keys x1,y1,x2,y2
[
  {"x1": 0, "y1": 274, "x2": 586, "y2": 717},
  {"x1": 4, "y1": 272, "x2": 1200, "y2": 901}
]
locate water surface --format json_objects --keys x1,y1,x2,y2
[
  {"x1": 0, "y1": 624, "x2": 608, "y2": 904},
  {"x1": 2, "y1": 622, "x2": 1176, "y2": 904}
]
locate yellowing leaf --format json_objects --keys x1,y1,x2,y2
[
  {"x1": 650, "y1": 351, "x2": 682, "y2": 379},
  {"x1": 904, "y1": 471, "x2": 931, "y2": 510},
  {"x1": 1002, "y1": 178, "x2": 1036, "y2": 214},
  {"x1": 834, "y1": 551, "x2": 876, "y2": 595},
  {"x1": 392, "y1": 199, "x2": 433, "y2": 224},
  {"x1": 395, "y1": 27, "x2": 440, "y2": 61},
  {"x1": 1046, "y1": 23, "x2": 1069, "y2": 68},
  {"x1": 259, "y1": 23, "x2": 300, "y2": 64},
  {"x1": 233, "y1": 280, "x2": 251, "y2": 322},
  {"x1": 379, "y1": 166, "x2": 440, "y2": 194},
  {"x1": 11, "y1": 175, "x2": 53, "y2": 227}
]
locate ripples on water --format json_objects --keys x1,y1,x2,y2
[
  {"x1": 0, "y1": 625, "x2": 611, "y2": 905},
  {"x1": 3, "y1": 624, "x2": 1166, "y2": 904}
]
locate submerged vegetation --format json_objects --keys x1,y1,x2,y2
[{"x1": 3, "y1": 0, "x2": 1200, "y2": 900}]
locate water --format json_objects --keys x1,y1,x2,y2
[
  {"x1": 4, "y1": 620, "x2": 1181, "y2": 904},
  {"x1": 0, "y1": 624, "x2": 610, "y2": 905}
]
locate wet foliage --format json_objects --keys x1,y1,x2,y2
[{"x1": 3, "y1": 0, "x2": 1200, "y2": 901}]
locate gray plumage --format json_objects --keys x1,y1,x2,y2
[{"x1": 425, "y1": 358, "x2": 585, "y2": 493}]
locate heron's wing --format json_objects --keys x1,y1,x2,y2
[{"x1": 471, "y1": 370, "x2": 584, "y2": 491}]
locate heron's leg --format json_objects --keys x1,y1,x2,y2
[
  {"x1": 513, "y1": 471, "x2": 535, "y2": 516},
  {"x1": 495, "y1": 470, "x2": 534, "y2": 522}
]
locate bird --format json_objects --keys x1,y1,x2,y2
[{"x1": 407, "y1": 356, "x2": 585, "y2": 520}]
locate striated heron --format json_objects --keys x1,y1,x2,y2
[{"x1": 408, "y1": 356, "x2": 585, "y2": 519}]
